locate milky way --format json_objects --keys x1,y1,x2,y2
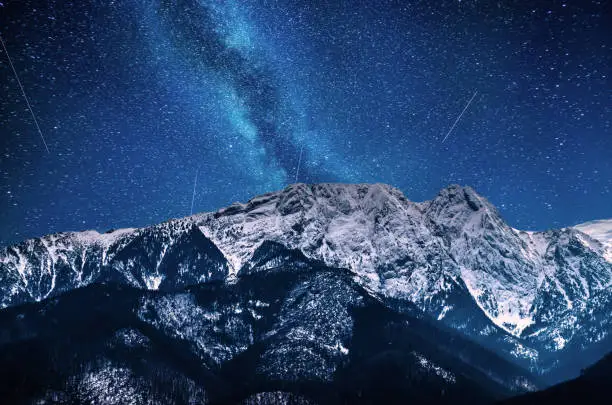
[{"x1": 0, "y1": 0, "x2": 610, "y2": 245}]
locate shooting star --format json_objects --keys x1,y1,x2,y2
[
  {"x1": 294, "y1": 143, "x2": 304, "y2": 183},
  {"x1": 441, "y1": 91, "x2": 478, "y2": 143},
  {"x1": 0, "y1": 34, "x2": 50, "y2": 153},
  {"x1": 190, "y1": 168, "x2": 198, "y2": 215}
]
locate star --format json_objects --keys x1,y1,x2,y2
[{"x1": 0, "y1": 0, "x2": 609, "y2": 246}]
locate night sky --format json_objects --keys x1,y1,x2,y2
[{"x1": 0, "y1": 0, "x2": 610, "y2": 246}]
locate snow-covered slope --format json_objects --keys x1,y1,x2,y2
[
  {"x1": 0, "y1": 183, "x2": 610, "y2": 381},
  {"x1": 0, "y1": 249, "x2": 538, "y2": 404},
  {"x1": 198, "y1": 184, "x2": 611, "y2": 340},
  {"x1": 0, "y1": 228, "x2": 137, "y2": 306},
  {"x1": 574, "y1": 219, "x2": 612, "y2": 263},
  {"x1": 0, "y1": 217, "x2": 228, "y2": 308}
]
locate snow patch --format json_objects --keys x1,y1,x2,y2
[
  {"x1": 144, "y1": 274, "x2": 163, "y2": 290},
  {"x1": 412, "y1": 352, "x2": 456, "y2": 384}
]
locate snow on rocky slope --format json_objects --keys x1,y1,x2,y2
[
  {"x1": 0, "y1": 228, "x2": 136, "y2": 306},
  {"x1": 0, "y1": 183, "x2": 610, "y2": 379},
  {"x1": 0, "y1": 217, "x2": 228, "y2": 308},
  {"x1": 198, "y1": 183, "x2": 611, "y2": 340},
  {"x1": 0, "y1": 251, "x2": 537, "y2": 404},
  {"x1": 574, "y1": 219, "x2": 612, "y2": 263}
]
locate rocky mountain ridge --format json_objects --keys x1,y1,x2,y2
[
  {"x1": 1, "y1": 183, "x2": 610, "y2": 384},
  {"x1": 0, "y1": 245, "x2": 538, "y2": 404}
]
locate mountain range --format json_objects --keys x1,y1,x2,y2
[{"x1": 0, "y1": 183, "x2": 610, "y2": 404}]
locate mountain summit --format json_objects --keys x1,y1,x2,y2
[
  {"x1": 1, "y1": 183, "x2": 610, "y2": 385},
  {"x1": 200, "y1": 183, "x2": 611, "y2": 337}
]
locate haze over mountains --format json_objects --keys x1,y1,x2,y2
[{"x1": 0, "y1": 183, "x2": 610, "y2": 404}]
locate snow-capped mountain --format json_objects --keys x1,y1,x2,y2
[
  {"x1": 0, "y1": 245, "x2": 538, "y2": 404},
  {"x1": 0, "y1": 183, "x2": 610, "y2": 384},
  {"x1": 0, "y1": 219, "x2": 228, "y2": 308},
  {"x1": 198, "y1": 185, "x2": 611, "y2": 352},
  {"x1": 574, "y1": 219, "x2": 612, "y2": 263}
]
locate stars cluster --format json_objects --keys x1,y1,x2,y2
[{"x1": 0, "y1": 0, "x2": 610, "y2": 245}]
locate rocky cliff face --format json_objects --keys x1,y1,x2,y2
[{"x1": 1, "y1": 183, "x2": 610, "y2": 384}]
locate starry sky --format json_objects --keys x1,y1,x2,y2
[{"x1": 0, "y1": 0, "x2": 610, "y2": 246}]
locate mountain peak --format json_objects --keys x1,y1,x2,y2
[
  {"x1": 574, "y1": 219, "x2": 612, "y2": 263},
  {"x1": 214, "y1": 182, "x2": 411, "y2": 220},
  {"x1": 2, "y1": 183, "x2": 611, "y2": 350},
  {"x1": 428, "y1": 184, "x2": 496, "y2": 212},
  {"x1": 278, "y1": 182, "x2": 407, "y2": 204}
]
